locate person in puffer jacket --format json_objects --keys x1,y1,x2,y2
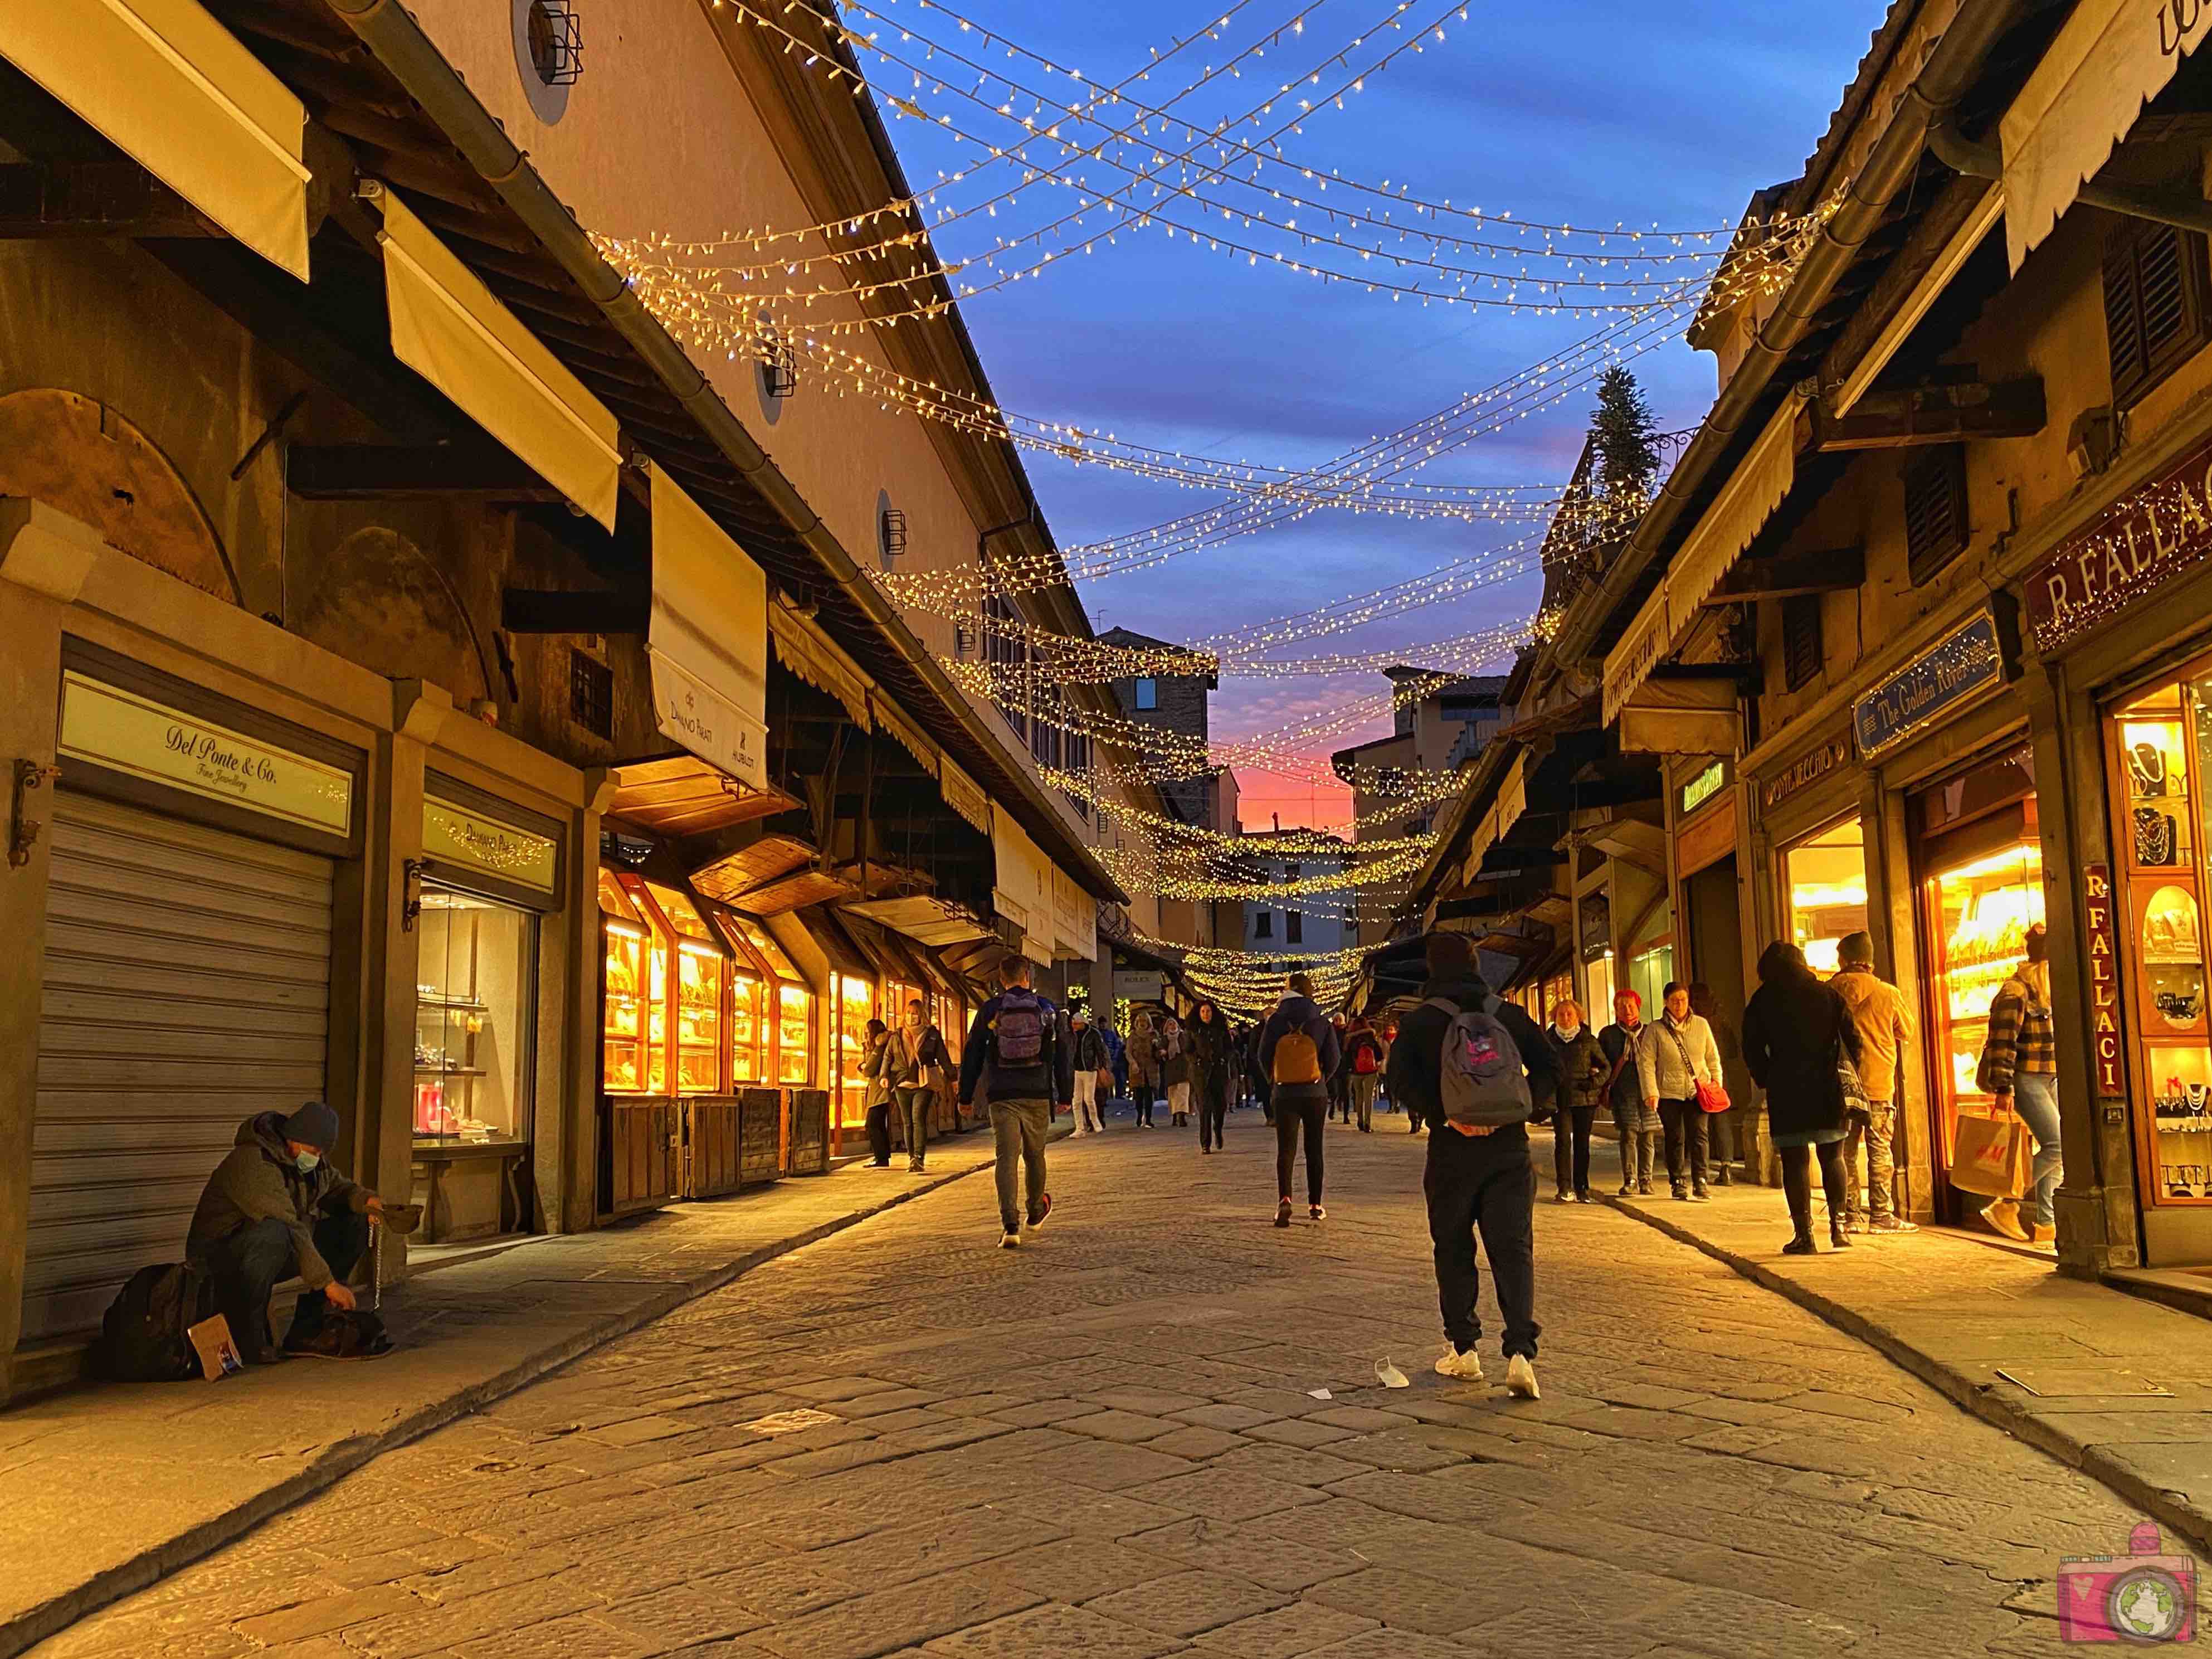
[{"x1": 1259, "y1": 974, "x2": 1342, "y2": 1227}]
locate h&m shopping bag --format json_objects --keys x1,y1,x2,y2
[{"x1": 1951, "y1": 1108, "x2": 2032, "y2": 1199}]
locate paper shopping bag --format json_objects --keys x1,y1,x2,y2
[{"x1": 1951, "y1": 1109, "x2": 2030, "y2": 1199}]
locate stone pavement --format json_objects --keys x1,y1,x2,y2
[
  {"x1": 0, "y1": 1123, "x2": 1044, "y2": 1659},
  {"x1": 27, "y1": 1106, "x2": 2201, "y2": 1659},
  {"x1": 1606, "y1": 1153, "x2": 2212, "y2": 1562}
]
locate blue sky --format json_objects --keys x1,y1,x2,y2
[{"x1": 869, "y1": 0, "x2": 1891, "y2": 826}]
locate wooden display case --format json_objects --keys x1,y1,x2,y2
[{"x1": 2111, "y1": 683, "x2": 2212, "y2": 1204}]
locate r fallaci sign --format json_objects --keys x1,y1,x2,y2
[
  {"x1": 1852, "y1": 611, "x2": 2005, "y2": 760},
  {"x1": 2025, "y1": 434, "x2": 2212, "y2": 652},
  {"x1": 2085, "y1": 863, "x2": 2125, "y2": 1100}
]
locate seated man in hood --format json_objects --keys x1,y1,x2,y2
[{"x1": 187, "y1": 1099, "x2": 387, "y2": 1363}]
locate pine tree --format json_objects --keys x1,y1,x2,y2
[{"x1": 1590, "y1": 366, "x2": 1660, "y2": 512}]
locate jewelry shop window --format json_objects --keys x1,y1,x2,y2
[
  {"x1": 641, "y1": 881, "x2": 727, "y2": 1096},
  {"x1": 1786, "y1": 816, "x2": 1869, "y2": 975},
  {"x1": 2111, "y1": 675, "x2": 2212, "y2": 1204},
  {"x1": 415, "y1": 886, "x2": 537, "y2": 1145}
]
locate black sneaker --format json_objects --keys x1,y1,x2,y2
[{"x1": 1274, "y1": 1200, "x2": 1293, "y2": 1229}]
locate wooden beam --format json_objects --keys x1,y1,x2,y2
[
  {"x1": 1701, "y1": 546, "x2": 1867, "y2": 604},
  {"x1": 0, "y1": 161, "x2": 216, "y2": 239},
  {"x1": 289, "y1": 443, "x2": 565, "y2": 501},
  {"x1": 501, "y1": 588, "x2": 648, "y2": 634},
  {"x1": 1802, "y1": 377, "x2": 2045, "y2": 451}
]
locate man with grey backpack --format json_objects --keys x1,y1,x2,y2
[{"x1": 1386, "y1": 931, "x2": 1559, "y2": 1400}]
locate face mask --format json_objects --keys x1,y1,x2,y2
[{"x1": 294, "y1": 1150, "x2": 320, "y2": 1174}]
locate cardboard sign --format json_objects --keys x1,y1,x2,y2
[{"x1": 187, "y1": 1312, "x2": 243, "y2": 1380}]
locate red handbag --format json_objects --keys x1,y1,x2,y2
[{"x1": 1667, "y1": 1023, "x2": 1732, "y2": 1115}]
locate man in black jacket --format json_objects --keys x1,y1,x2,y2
[
  {"x1": 958, "y1": 956, "x2": 1074, "y2": 1248},
  {"x1": 1387, "y1": 931, "x2": 1559, "y2": 1400}
]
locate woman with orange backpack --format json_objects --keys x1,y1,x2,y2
[{"x1": 1259, "y1": 973, "x2": 1343, "y2": 1226}]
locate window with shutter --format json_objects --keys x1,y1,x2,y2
[
  {"x1": 2105, "y1": 221, "x2": 2211, "y2": 407},
  {"x1": 1782, "y1": 594, "x2": 1823, "y2": 692},
  {"x1": 1903, "y1": 447, "x2": 1968, "y2": 585}
]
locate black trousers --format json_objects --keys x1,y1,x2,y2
[
  {"x1": 1424, "y1": 1127, "x2": 1539, "y2": 1360},
  {"x1": 1274, "y1": 1092, "x2": 1326, "y2": 1203},
  {"x1": 1132, "y1": 1082, "x2": 1155, "y2": 1123},
  {"x1": 202, "y1": 1212, "x2": 369, "y2": 1351},
  {"x1": 865, "y1": 1100, "x2": 894, "y2": 1165},
  {"x1": 1199, "y1": 1075, "x2": 1230, "y2": 1148},
  {"x1": 1658, "y1": 1097, "x2": 1709, "y2": 1190},
  {"x1": 1551, "y1": 1105, "x2": 1597, "y2": 1194}
]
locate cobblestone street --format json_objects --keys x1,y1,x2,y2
[{"x1": 33, "y1": 1115, "x2": 2186, "y2": 1659}]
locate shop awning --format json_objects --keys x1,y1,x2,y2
[
  {"x1": 377, "y1": 191, "x2": 622, "y2": 530},
  {"x1": 2001, "y1": 0, "x2": 2212, "y2": 273},
  {"x1": 990, "y1": 806, "x2": 1054, "y2": 959},
  {"x1": 1, "y1": 0, "x2": 313, "y2": 279},
  {"x1": 693, "y1": 834, "x2": 815, "y2": 909},
  {"x1": 1458, "y1": 751, "x2": 1531, "y2": 888},
  {"x1": 842, "y1": 894, "x2": 997, "y2": 950},
  {"x1": 648, "y1": 468, "x2": 770, "y2": 792},
  {"x1": 1601, "y1": 391, "x2": 1806, "y2": 728},
  {"x1": 1051, "y1": 865, "x2": 1099, "y2": 963},
  {"x1": 605, "y1": 755, "x2": 795, "y2": 839},
  {"x1": 769, "y1": 600, "x2": 873, "y2": 728}
]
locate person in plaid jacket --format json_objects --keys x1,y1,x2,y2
[{"x1": 1978, "y1": 924, "x2": 2062, "y2": 1244}]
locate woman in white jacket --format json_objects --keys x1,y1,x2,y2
[{"x1": 1635, "y1": 981, "x2": 1724, "y2": 1202}]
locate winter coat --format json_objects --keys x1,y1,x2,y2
[
  {"x1": 1073, "y1": 1025, "x2": 1109, "y2": 1072},
  {"x1": 1829, "y1": 966, "x2": 1911, "y2": 1103},
  {"x1": 1634, "y1": 1012, "x2": 1722, "y2": 1104},
  {"x1": 878, "y1": 1023, "x2": 951, "y2": 1092},
  {"x1": 1158, "y1": 1025, "x2": 1190, "y2": 1088},
  {"x1": 1259, "y1": 994, "x2": 1343, "y2": 1107},
  {"x1": 1547, "y1": 1024, "x2": 1607, "y2": 1113},
  {"x1": 1386, "y1": 975, "x2": 1560, "y2": 1132},
  {"x1": 1186, "y1": 1014, "x2": 1231, "y2": 1084},
  {"x1": 958, "y1": 989, "x2": 1074, "y2": 1107},
  {"x1": 1596, "y1": 1021, "x2": 1646, "y2": 1115},
  {"x1": 187, "y1": 1112, "x2": 374, "y2": 1290},
  {"x1": 1742, "y1": 950, "x2": 1864, "y2": 1141},
  {"x1": 1127, "y1": 1023, "x2": 1158, "y2": 1087}
]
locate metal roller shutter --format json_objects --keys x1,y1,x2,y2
[{"x1": 23, "y1": 792, "x2": 333, "y2": 1342}]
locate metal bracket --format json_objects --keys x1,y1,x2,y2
[
  {"x1": 401, "y1": 856, "x2": 430, "y2": 931},
  {"x1": 9, "y1": 760, "x2": 60, "y2": 868}
]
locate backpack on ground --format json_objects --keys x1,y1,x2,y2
[
  {"x1": 1427, "y1": 995, "x2": 1534, "y2": 1127},
  {"x1": 1271, "y1": 1026, "x2": 1323, "y2": 1086},
  {"x1": 95, "y1": 1262, "x2": 213, "y2": 1381},
  {"x1": 992, "y1": 989, "x2": 1047, "y2": 1067}
]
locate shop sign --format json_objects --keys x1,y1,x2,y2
[
  {"x1": 1760, "y1": 736, "x2": 1851, "y2": 812},
  {"x1": 1852, "y1": 612, "x2": 2005, "y2": 760},
  {"x1": 2025, "y1": 434, "x2": 2212, "y2": 652},
  {"x1": 1679, "y1": 760, "x2": 1726, "y2": 818},
  {"x1": 2085, "y1": 862, "x2": 2125, "y2": 1099},
  {"x1": 424, "y1": 797, "x2": 558, "y2": 894},
  {"x1": 57, "y1": 671, "x2": 353, "y2": 834},
  {"x1": 1114, "y1": 969, "x2": 1164, "y2": 1001}
]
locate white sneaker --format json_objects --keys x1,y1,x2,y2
[
  {"x1": 1434, "y1": 1343, "x2": 1485, "y2": 1383},
  {"x1": 1505, "y1": 1354, "x2": 1540, "y2": 1400},
  {"x1": 998, "y1": 1230, "x2": 1021, "y2": 1249}
]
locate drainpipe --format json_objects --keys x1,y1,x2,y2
[
  {"x1": 320, "y1": 0, "x2": 1126, "y2": 904},
  {"x1": 1927, "y1": 118, "x2": 2212, "y2": 237},
  {"x1": 1551, "y1": 0, "x2": 2039, "y2": 666}
]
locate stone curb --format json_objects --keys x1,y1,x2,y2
[
  {"x1": 1, "y1": 1132, "x2": 1057, "y2": 1659},
  {"x1": 1601, "y1": 1193, "x2": 2212, "y2": 1559}
]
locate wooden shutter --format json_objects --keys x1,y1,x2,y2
[
  {"x1": 1782, "y1": 595, "x2": 1824, "y2": 692},
  {"x1": 1903, "y1": 447, "x2": 1968, "y2": 585},
  {"x1": 2106, "y1": 221, "x2": 2211, "y2": 406}
]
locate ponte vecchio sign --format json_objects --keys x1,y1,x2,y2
[{"x1": 2025, "y1": 435, "x2": 2212, "y2": 652}]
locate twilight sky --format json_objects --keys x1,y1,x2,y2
[{"x1": 870, "y1": 0, "x2": 1890, "y2": 829}]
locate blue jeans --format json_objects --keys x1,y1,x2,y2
[
  {"x1": 202, "y1": 1212, "x2": 369, "y2": 1353},
  {"x1": 2013, "y1": 1073, "x2": 2063, "y2": 1230}
]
